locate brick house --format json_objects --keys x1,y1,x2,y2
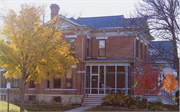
[{"x1": 0, "y1": 4, "x2": 155, "y2": 106}]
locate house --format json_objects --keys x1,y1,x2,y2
[{"x1": 1, "y1": 4, "x2": 171, "y2": 106}]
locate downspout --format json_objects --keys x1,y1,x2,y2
[
  {"x1": 133, "y1": 36, "x2": 136, "y2": 96},
  {"x1": 81, "y1": 28, "x2": 84, "y2": 95}
]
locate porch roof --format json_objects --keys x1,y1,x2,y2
[{"x1": 83, "y1": 58, "x2": 133, "y2": 63}]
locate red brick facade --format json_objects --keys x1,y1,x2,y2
[{"x1": 0, "y1": 4, "x2": 153, "y2": 104}]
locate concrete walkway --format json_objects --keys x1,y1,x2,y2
[{"x1": 64, "y1": 107, "x2": 92, "y2": 112}]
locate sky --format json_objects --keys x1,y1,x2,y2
[{"x1": 2, "y1": 0, "x2": 139, "y2": 22}]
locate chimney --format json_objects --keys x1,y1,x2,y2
[{"x1": 50, "y1": 4, "x2": 60, "y2": 20}]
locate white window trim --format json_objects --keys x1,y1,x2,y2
[
  {"x1": 45, "y1": 89, "x2": 77, "y2": 91},
  {"x1": 97, "y1": 57, "x2": 106, "y2": 59},
  {"x1": 136, "y1": 37, "x2": 139, "y2": 40},
  {"x1": 141, "y1": 40, "x2": 143, "y2": 43},
  {"x1": 66, "y1": 35, "x2": 77, "y2": 38},
  {"x1": 96, "y1": 36, "x2": 108, "y2": 39},
  {"x1": 28, "y1": 88, "x2": 36, "y2": 90}
]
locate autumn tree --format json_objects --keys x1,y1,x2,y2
[
  {"x1": 132, "y1": 63, "x2": 163, "y2": 109},
  {"x1": 0, "y1": 4, "x2": 77, "y2": 111},
  {"x1": 134, "y1": 0, "x2": 180, "y2": 78},
  {"x1": 163, "y1": 70, "x2": 179, "y2": 94}
]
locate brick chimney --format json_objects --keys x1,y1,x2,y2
[{"x1": 50, "y1": 4, "x2": 60, "y2": 20}]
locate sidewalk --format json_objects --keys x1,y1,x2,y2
[{"x1": 64, "y1": 107, "x2": 92, "y2": 112}]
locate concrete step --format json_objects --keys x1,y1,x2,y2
[{"x1": 83, "y1": 94, "x2": 107, "y2": 107}]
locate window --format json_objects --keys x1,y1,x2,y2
[
  {"x1": 68, "y1": 39, "x2": 75, "y2": 57},
  {"x1": 87, "y1": 38, "x2": 90, "y2": 57},
  {"x1": 1, "y1": 94, "x2": 7, "y2": 101},
  {"x1": 136, "y1": 39, "x2": 139, "y2": 58},
  {"x1": 145, "y1": 45, "x2": 147, "y2": 59},
  {"x1": 53, "y1": 96, "x2": 61, "y2": 102},
  {"x1": 141, "y1": 42, "x2": 143, "y2": 59},
  {"x1": 54, "y1": 75, "x2": 61, "y2": 88},
  {"x1": 28, "y1": 95, "x2": 36, "y2": 101},
  {"x1": 92, "y1": 66, "x2": 98, "y2": 74},
  {"x1": 29, "y1": 80, "x2": 35, "y2": 88},
  {"x1": 98, "y1": 40, "x2": 105, "y2": 57},
  {"x1": 12, "y1": 77, "x2": 18, "y2": 88},
  {"x1": 47, "y1": 80, "x2": 50, "y2": 88},
  {"x1": 66, "y1": 70, "x2": 72, "y2": 88},
  {"x1": 0, "y1": 72, "x2": 6, "y2": 88}
]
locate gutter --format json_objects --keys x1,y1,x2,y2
[{"x1": 81, "y1": 28, "x2": 84, "y2": 95}]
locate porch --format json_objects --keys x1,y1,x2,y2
[{"x1": 85, "y1": 64, "x2": 132, "y2": 95}]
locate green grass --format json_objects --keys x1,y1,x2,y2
[
  {"x1": 0, "y1": 101, "x2": 27, "y2": 112},
  {"x1": 0, "y1": 101, "x2": 76, "y2": 111}
]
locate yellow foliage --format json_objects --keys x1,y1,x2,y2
[
  {"x1": 163, "y1": 70, "x2": 179, "y2": 93},
  {"x1": 0, "y1": 4, "x2": 78, "y2": 84}
]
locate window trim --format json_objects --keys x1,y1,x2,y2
[{"x1": 98, "y1": 39, "x2": 106, "y2": 57}]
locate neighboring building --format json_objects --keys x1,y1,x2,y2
[{"x1": 1, "y1": 4, "x2": 173, "y2": 106}]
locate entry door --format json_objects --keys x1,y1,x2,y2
[{"x1": 91, "y1": 75, "x2": 98, "y2": 94}]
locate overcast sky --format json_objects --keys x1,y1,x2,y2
[{"x1": 3, "y1": 0, "x2": 138, "y2": 22}]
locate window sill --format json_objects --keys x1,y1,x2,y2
[
  {"x1": 28, "y1": 88, "x2": 36, "y2": 90},
  {"x1": 0, "y1": 88, "x2": 19, "y2": 90},
  {"x1": 97, "y1": 57, "x2": 106, "y2": 59},
  {"x1": 45, "y1": 88, "x2": 77, "y2": 91}
]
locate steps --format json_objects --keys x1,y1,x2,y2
[{"x1": 83, "y1": 94, "x2": 107, "y2": 107}]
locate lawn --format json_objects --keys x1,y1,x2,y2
[
  {"x1": 83, "y1": 105, "x2": 180, "y2": 111},
  {"x1": 0, "y1": 101, "x2": 77, "y2": 111},
  {"x1": 0, "y1": 101, "x2": 27, "y2": 112}
]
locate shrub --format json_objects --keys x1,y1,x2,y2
[
  {"x1": 102, "y1": 93, "x2": 126, "y2": 106},
  {"x1": 148, "y1": 100, "x2": 164, "y2": 110}
]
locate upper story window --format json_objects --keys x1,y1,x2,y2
[
  {"x1": 29, "y1": 80, "x2": 35, "y2": 88},
  {"x1": 98, "y1": 40, "x2": 105, "y2": 57},
  {"x1": 12, "y1": 76, "x2": 18, "y2": 88},
  {"x1": 136, "y1": 39, "x2": 139, "y2": 58},
  {"x1": 87, "y1": 38, "x2": 90, "y2": 57},
  {"x1": 145, "y1": 45, "x2": 147, "y2": 59},
  {"x1": 141, "y1": 42, "x2": 143, "y2": 59},
  {"x1": 68, "y1": 39, "x2": 75, "y2": 57}
]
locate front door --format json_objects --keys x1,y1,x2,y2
[{"x1": 91, "y1": 75, "x2": 98, "y2": 94}]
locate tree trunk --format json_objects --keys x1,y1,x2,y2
[{"x1": 20, "y1": 64, "x2": 26, "y2": 111}]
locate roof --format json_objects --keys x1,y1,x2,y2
[{"x1": 69, "y1": 15, "x2": 146, "y2": 29}]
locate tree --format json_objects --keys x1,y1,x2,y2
[
  {"x1": 163, "y1": 70, "x2": 179, "y2": 94},
  {"x1": 0, "y1": 4, "x2": 77, "y2": 111},
  {"x1": 132, "y1": 63, "x2": 163, "y2": 109},
  {"x1": 134, "y1": 0, "x2": 180, "y2": 79}
]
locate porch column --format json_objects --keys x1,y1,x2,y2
[{"x1": 125, "y1": 66, "x2": 128, "y2": 95}]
